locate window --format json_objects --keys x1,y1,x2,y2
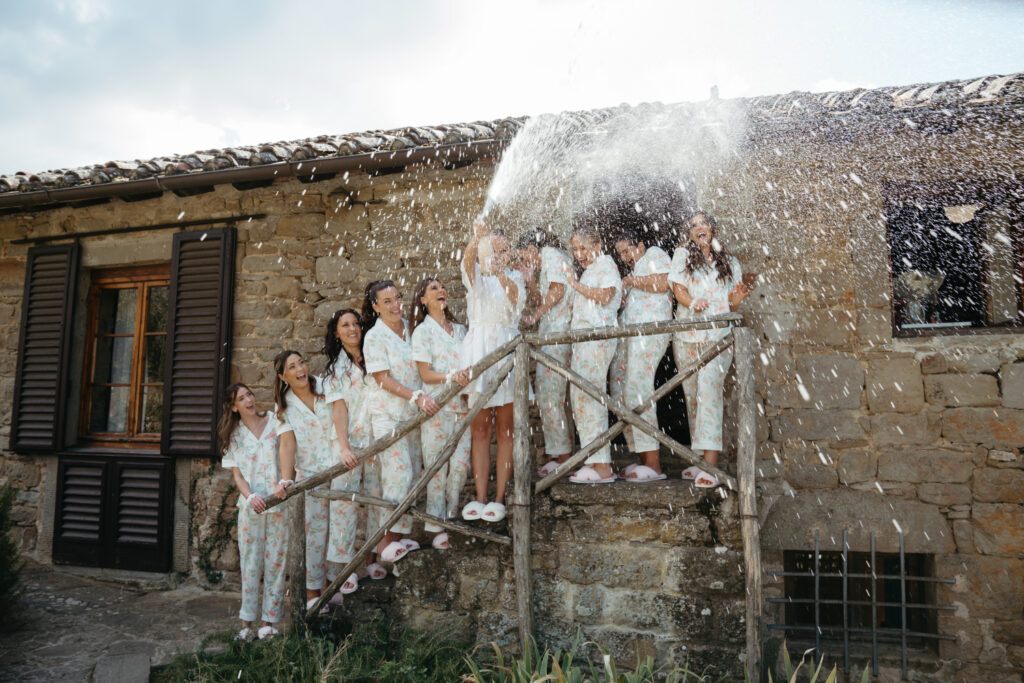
[
  {"x1": 766, "y1": 530, "x2": 955, "y2": 679},
  {"x1": 80, "y1": 266, "x2": 169, "y2": 445},
  {"x1": 886, "y1": 183, "x2": 1024, "y2": 336}
]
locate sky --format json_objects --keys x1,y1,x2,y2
[{"x1": 1, "y1": 0, "x2": 1023, "y2": 174}]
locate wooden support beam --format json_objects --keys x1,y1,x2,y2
[
  {"x1": 523, "y1": 313, "x2": 740, "y2": 347},
  {"x1": 285, "y1": 492, "x2": 305, "y2": 634},
  {"x1": 511, "y1": 340, "x2": 534, "y2": 651},
  {"x1": 306, "y1": 355, "x2": 515, "y2": 618},
  {"x1": 530, "y1": 346, "x2": 738, "y2": 490},
  {"x1": 263, "y1": 334, "x2": 521, "y2": 511},
  {"x1": 533, "y1": 335, "x2": 733, "y2": 494},
  {"x1": 734, "y1": 326, "x2": 763, "y2": 679},
  {"x1": 310, "y1": 489, "x2": 512, "y2": 546}
]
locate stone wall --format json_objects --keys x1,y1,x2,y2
[{"x1": 352, "y1": 480, "x2": 748, "y2": 679}]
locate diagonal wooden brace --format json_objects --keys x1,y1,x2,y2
[
  {"x1": 534, "y1": 335, "x2": 733, "y2": 494},
  {"x1": 306, "y1": 354, "x2": 515, "y2": 618},
  {"x1": 530, "y1": 346, "x2": 738, "y2": 490}
]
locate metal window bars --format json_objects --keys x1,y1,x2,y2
[{"x1": 765, "y1": 529, "x2": 956, "y2": 680}]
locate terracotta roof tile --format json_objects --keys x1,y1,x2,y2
[{"x1": 2, "y1": 72, "x2": 1022, "y2": 197}]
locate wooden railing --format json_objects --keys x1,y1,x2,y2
[{"x1": 263, "y1": 312, "x2": 763, "y2": 675}]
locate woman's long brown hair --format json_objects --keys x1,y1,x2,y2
[
  {"x1": 682, "y1": 211, "x2": 734, "y2": 283},
  {"x1": 273, "y1": 350, "x2": 322, "y2": 422},
  {"x1": 323, "y1": 308, "x2": 364, "y2": 379},
  {"x1": 408, "y1": 277, "x2": 459, "y2": 333},
  {"x1": 217, "y1": 382, "x2": 265, "y2": 456}
]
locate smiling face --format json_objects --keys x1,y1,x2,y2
[
  {"x1": 688, "y1": 213, "x2": 714, "y2": 249},
  {"x1": 614, "y1": 239, "x2": 645, "y2": 269},
  {"x1": 571, "y1": 233, "x2": 602, "y2": 268},
  {"x1": 420, "y1": 279, "x2": 448, "y2": 316},
  {"x1": 278, "y1": 352, "x2": 309, "y2": 390},
  {"x1": 334, "y1": 311, "x2": 362, "y2": 350},
  {"x1": 372, "y1": 286, "x2": 404, "y2": 324},
  {"x1": 231, "y1": 385, "x2": 257, "y2": 417}
]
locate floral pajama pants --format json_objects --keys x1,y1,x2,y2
[
  {"x1": 237, "y1": 504, "x2": 288, "y2": 623},
  {"x1": 570, "y1": 338, "x2": 617, "y2": 465},
  {"x1": 327, "y1": 461, "x2": 364, "y2": 565},
  {"x1": 296, "y1": 471, "x2": 339, "y2": 591},
  {"x1": 371, "y1": 415, "x2": 414, "y2": 535},
  {"x1": 673, "y1": 338, "x2": 733, "y2": 451},
  {"x1": 420, "y1": 410, "x2": 472, "y2": 531},
  {"x1": 536, "y1": 343, "x2": 573, "y2": 456},
  {"x1": 610, "y1": 333, "x2": 671, "y2": 453}
]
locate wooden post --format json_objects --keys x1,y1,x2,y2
[
  {"x1": 734, "y1": 325, "x2": 763, "y2": 679},
  {"x1": 511, "y1": 339, "x2": 534, "y2": 652},
  {"x1": 285, "y1": 491, "x2": 306, "y2": 634}
]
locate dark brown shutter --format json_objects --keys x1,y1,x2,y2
[
  {"x1": 161, "y1": 227, "x2": 236, "y2": 456},
  {"x1": 9, "y1": 243, "x2": 80, "y2": 452}
]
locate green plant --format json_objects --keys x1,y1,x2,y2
[
  {"x1": 0, "y1": 484, "x2": 24, "y2": 627},
  {"x1": 464, "y1": 634, "x2": 723, "y2": 683},
  {"x1": 154, "y1": 617, "x2": 474, "y2": 682},
  {"x1": 747, "y1": 642, "x2": 871, "y2": 683}
]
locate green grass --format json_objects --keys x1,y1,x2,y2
[
  {"x1": 155, "y1": 619, "x2": 730, "y2": 683},
  {"x1": 154, "y1": 618, "x2": 474, "y2": 682}
]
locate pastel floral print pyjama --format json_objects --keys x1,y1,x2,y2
[
  {"x1": 536, "y1": 342, "x2": 573, "y2": 456},
  {"x1": 570, "y1": 338, "x2": 618, "y2": 465},
  {"x1": 326, "y1": 460, "x2": 363, "y2": 565},
  {"x1": 673, "y1": 339, "x2": 733, "y2": 451},
  {"x1": 420, "y1": 409, "x2": 472, "y2": 529},
  {"x1": 297, "y1": 475, "x2": 337, "y2": 591},
  {"x1": 610, "y1": 332, "x2": 671, "y2": 452},
  {"x1": 370, "y1": 414, "x2": 415, "y2": 535},
  {"x1": 237, "y1": 505, "x2": 288, "y2": 623}
]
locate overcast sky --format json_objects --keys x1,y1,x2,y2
[{"x1": 2, "y1": 0, "x2": 1023, "y2": 174}]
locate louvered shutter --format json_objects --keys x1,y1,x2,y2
[
  {"x1": 10, "y1": 243, "x2": 80, "y2": 452},
  {"x1": 161, "y1": 228, "x2": 236, "y2": 455}
]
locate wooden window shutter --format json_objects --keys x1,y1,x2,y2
[
  {"x1": 10, "y1": 243, "x2": 80, "y2": 452},
  {"x1": 161, "y1": 228, "x2": 236, "y2": 456}
]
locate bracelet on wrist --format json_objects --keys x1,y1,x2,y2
[
  {"x1": 277, "y1": 479, "x2": 294, "y2": 488},
  {"x1": 408, "y1": 389, "x2": 423, "y2": 405},
  {"x1": 444, "y1": 371, "x2": 454, "y2": 384},
  {"x1": 246, "y1": 492, "x2": 259, "y2": 504}
]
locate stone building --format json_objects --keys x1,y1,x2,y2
[{"x1": 0, "y1": 72, "x2": 1022, "y2": 680}]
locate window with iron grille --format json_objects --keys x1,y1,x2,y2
[{"x1": 767, "y1": 530, "x2": 955, "y2": 680}]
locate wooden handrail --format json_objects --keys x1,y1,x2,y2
[
  {"x1": 523, "y1": 313, "x2": 740, "y2": 346},
  {"x1": 310, "y1": 489, "x2": 512, "y2": 546},
  {"x1": 263, "y1": 333, "x2": 521, "y2": 511}
]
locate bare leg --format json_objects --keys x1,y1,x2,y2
[
  {"x1": 639, "y1": 449, "x2": 662, "y2": 474},
  {"x1": 470, "y1": 409, "x2": 493, "y2": 503},
  {"x1": 494, "y1": 404, "x2": 514, "y2": 504},
  {"x1": 704, "y1": 449, "x2": 720, "y2": 468},
  {"x1": 376, "y1": 530, "x2": 402, "y2": 555}
]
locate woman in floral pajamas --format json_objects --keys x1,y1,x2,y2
[
  {"x1": 409, "y1": 277, "x2": 472, "y2": 549},
  {"x1": 668, "y1": 211, "x2": 753, "y2": 488},
  {"x1": 220, "y1": 383, "x2": 288, "y2": 641},
  {"x1": 611, "y1": 227, "x2": 673, "y2": 482},
  {"x1": 362, "y1": 280, "x2": 440, "y2": 562},
  {"x1": 517, "y1": 229, "x2": 576, "y2": 477},
  {"x1": 321, "y1": 308, "x2": 388, "y2": 584},
  {"x1": 565, "y1": 225, "x2": 622, "y2": 484},
  {"x1": 273, "y1": 349, "x2": 344, "y2": 613}
]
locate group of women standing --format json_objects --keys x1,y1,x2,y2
[{"x1": 217, "y1": 208, "x2": 752, "y2": 640}]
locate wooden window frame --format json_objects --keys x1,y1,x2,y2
[{"x1": 78, "y1": 264, "x2": 170, "y2": 449}]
